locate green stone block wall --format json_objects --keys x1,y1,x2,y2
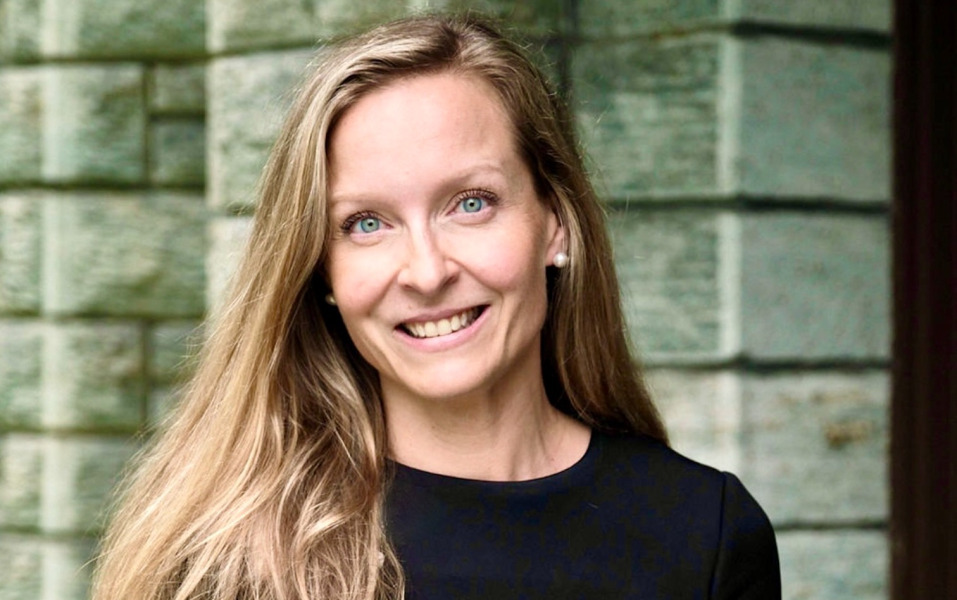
[
  {"x1": 0, "y1": 0, "x2": 207, "y2": 596},
  {"x1": 0, "y1": 0, "x2": 890, "y2": 597}
]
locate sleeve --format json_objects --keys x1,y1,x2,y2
[{"x1": 709, "y1": 472, "x2": 781, "y2": 600}]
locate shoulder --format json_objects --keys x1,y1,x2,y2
[
  {"x1": 594, "y1": 432, "x2": 729, "y2": 499},
  {"x1": 593, "y1": 432, "x2": 781, "y2": 598},
  {"x1": 593, "y1": 432, "x2": 772, "y2": 532}
]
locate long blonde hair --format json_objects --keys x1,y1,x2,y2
[{"x1": 92, "y1": 14, "x2": 666, "y2": 600}]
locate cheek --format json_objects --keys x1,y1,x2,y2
[
  {"x1": 468, "y1": 230, "x2": 548, "y2": 296},
  {"x1": 327, "y1": 250, "x2": 392, "y2": 317}
]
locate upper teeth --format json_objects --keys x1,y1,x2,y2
[{"x1": 404, "y1": 308, "x2": 479, "y2": 339}]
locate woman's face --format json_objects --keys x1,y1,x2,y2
[{"x1": 325, "y1": 72, "x2": 564, "y2": 405}]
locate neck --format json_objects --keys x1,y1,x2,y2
[{"x1": 383, "y1": 375, "x2": 590, "y2": 481}]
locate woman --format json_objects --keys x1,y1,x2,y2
[{"x1": 93, "y1": 14, "x2": 779, "y2": 600}]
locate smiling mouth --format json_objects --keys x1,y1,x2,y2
[{"x1": 400, "y1": 306, "x2": 485, "y2": 339}]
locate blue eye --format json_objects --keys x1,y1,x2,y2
[
  {"x1": 459, "y1": 196, "x2": 485, "y2": 213},
  {"x1": 356, "y1": 217, "x2": 381, "y2": 233}
]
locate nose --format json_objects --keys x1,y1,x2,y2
[{"x1": 396, "y1": 228, "x2": 457, "y2": 295}]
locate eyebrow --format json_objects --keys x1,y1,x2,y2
[{"x1": 328, "y1": 162, "x2": 514, "y2": 208}]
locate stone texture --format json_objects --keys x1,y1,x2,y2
[
  {"x1": 150, "y1": 63, "x2": 206, "y2": 114},
  {"x1": 41, "y1": 436, "x2": 138, "y2": 534},
  {"x1": 735, "y1": 38, "x2": 891, "y2": 201},
  {"x1": 0, "y1": 533, "x2": 43, "y2": 599},
  {"x1": 0, "y1": 535, "x2": 95, "y2": 600},
  {"x1": 212, "y1": 0, "x2": 565, "y2": 47},
  {"x1": 739, "y1": 213, "x2": 889, "y2": 360},
  {"x1": 208, "y1": 50, "x2": 313, "y2": 212},
  {"x1": 0, "y1": 434, "x2": 44, "y2": 528},
  {"x1": 0, "y1": 533, "x2": 94, "y2": 600},
  {"x1": 575, "y1": 34, "x2": 890, "y2": 202},
  {"x1": 40, "y1": 0, "x2": 204, "y2": 59},
  {"x1": 735, "y1": 0, "x2": 891, "y2": 32},
  {"x1": 0, "y1": 68, "x2": 43, "y2": 184},
  {"x1": 43, "y1": 322, "x2": 146, "y2": 431},
  {"x1": 36, "y1": 537, "x2": 95, "y2": 600},
  {"x1": 0, "y1": 534, "x2": 93, "y2": 600},
  {"x1": 778, "y1": 530, "x2": 887, "y2": 600},
  {"x1": 0, "y1": 0, "x2": 42, "y2": 60},
  {"x1": 0, "y1": 321, "x2": 43, "y2": 429},
  {"x1": 579, "y1": 0, "x2": 720, "y2": 37},
  {"x1": 207, "y1": 216, "x2": 254, "y2": 310},
  {"x1": 148, "y1": 386, "x2": 181, "y2": 426},
  {"x1": 208, "y1": 0, "x2": 323, "y2": 52},
  {"x1": 150, "y1": 119, "x2": 206, "y2": 186},
  {"x1": 610, "y1": 210, "x2": 730, "y2": 359},
  {"x1": 42, "y1": 65, "x2": 146, "y2": 184},
  {"x1": 574, "y1": 36, "x2": 721, "y2": 199},
  {"x1": 0, "y1": 194, "x2": 42, "y2": 313},
  {"x1": 149, "y1": 321, "x2": 202, "y2": 384},
  {"x1": 646, "y1": 369, "x2": 740, "y2": 472},
  {"x1": 579, "y1": 0, "x2": 890, "y2": 36},
  {"x1": 310, "y1": 0, "x2": 416, "y2": 39},
  {"x1": 740, "y1": 372, "x2": 888, "y2": 523},
  {"x1": 431, "y1": 0, "x2": 567, "y2": 36},
  {"x1": 0, "y1": 322, "x2": 147, "y2": 431},
  {"x1": 43, "y1": 192, "x2": 206, "y2": 317}
]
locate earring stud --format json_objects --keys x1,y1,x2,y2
[
  {"x1": 553, "y1": 252, "x2": 569, "y2": 268},
  {"x1": 324, "y1": 293, "x2": 337, "y2": 306}
]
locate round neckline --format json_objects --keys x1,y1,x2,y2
[{"x1": 389, "y1": 430, "x2": 601, "y2": 498}]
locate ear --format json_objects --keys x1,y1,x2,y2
[{"x1": 544, "y1": 206, "x2": 566, "y2": 267}]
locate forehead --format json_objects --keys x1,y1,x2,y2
[{"x1": 327, "y1": 72, "x2": 525, "y2": 201}]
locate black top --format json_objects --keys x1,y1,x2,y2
[{"x1": 386, "y1": 432, "x2": 780, "y2": 599}]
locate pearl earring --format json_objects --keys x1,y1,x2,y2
[
  {"x1": 553, "y1": 252, "x2": 569, "y2": 268},
  {"x1": 324, "y1": 293, "x2": 337, "y2": 306}
]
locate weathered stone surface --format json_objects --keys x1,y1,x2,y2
[
  {"x1": 579, "y1": 0, "x2": 890, "y2": 36},
  {"x1": 44, "y1": 322, "x2": 146, "y2": 431},
  {"x1": 735, "y1": 38, "x2": 891, "y2": 201},
  {"x1": 208, "y1": 50, "x2": 313, "y2": 212},
  {"x1": 0, "y1": 322, "x2": 148, "y2": 431},
  {"x1": 150, "y1": 63, "x2": 206, "y2": 114},
  {"x1": 41, "y1": 436, "x2": 138, "y2": 534},
  {"x1": 43, "y1": 192, "x2": 206, "y2": 317},
  {"x1": 37, "y1": 537, "x2": 95, "y2": 600},
  {"x1": 148, "y1": 386, "x2": 182, "y2": 426},
  {"x1": 740, "y1": 371, "x2": 888, "y2": 523},
  {"x1": 207, "y1": 216, "x2": 253, "y2": 310},
  {"x1": 150, "y1": 119, "x2": 206, "y2": 186},
  {"x1": 0, "y1": 321, "x2": 43, "y2": 429},
  {"x1": 0, "y1": 534, "x2": 93, "y2": 600},
  {"x1": 432, "y1": 0, "x2": 567, "y2": 35},
  {"x1": 150, "y1": 321, "x2": 202, "y2": 384},
  {"x1": 40, "y1": 0, "x2": 204, "y2": 59},
  {"x1": 0, "y1": 194, "x2": 42, "y2": 313},
  {"x1": 574, "y1": 36, "x2": 721, "y2": 199},
  {"x1": 646, "y1": 369, "x2": 740, "y2": 472},
  {"x1": 580, "y1": 0, "x2": 720, "y2": 37},
  {"x1": 42, "y1": 65, "x2": 146, "y2": 184},
  {"x1": 0, "y1": 533, "x2": 43, "y2": 599},
  {"x1": 735, "y1": 0, "x2": 891, "y2": 31},
  {"x1": 778, "y1": 530, "x2": 887, "y2": 600},
  {"x1": 0, "y1": 0, "x2": 42, "y2": 60},
  {"x1": 208, "y1": 0, "x2": 322, "y2": 52},
  {"x1": 0, "y1": 434, "x2": 44, "y2": 528},
  {"x1": 311, "y1": 0, "x2": 414, "y2": 39},
  {"x1": 611, "y1": 210, "x2": 730, "y2": 359},
  {"x1": 0, "y1": 68, "x2": 43, "y2": 184},
  {"x1": 211, "y1": 0, "x2": 485, "y2": 51},
  {"x1": 740, "y1": 213, "x2": 889, "y2": 359}
]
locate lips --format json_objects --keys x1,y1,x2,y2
[{"x1": 400, "y1": 306, "x2": 485, "y2": 339}]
